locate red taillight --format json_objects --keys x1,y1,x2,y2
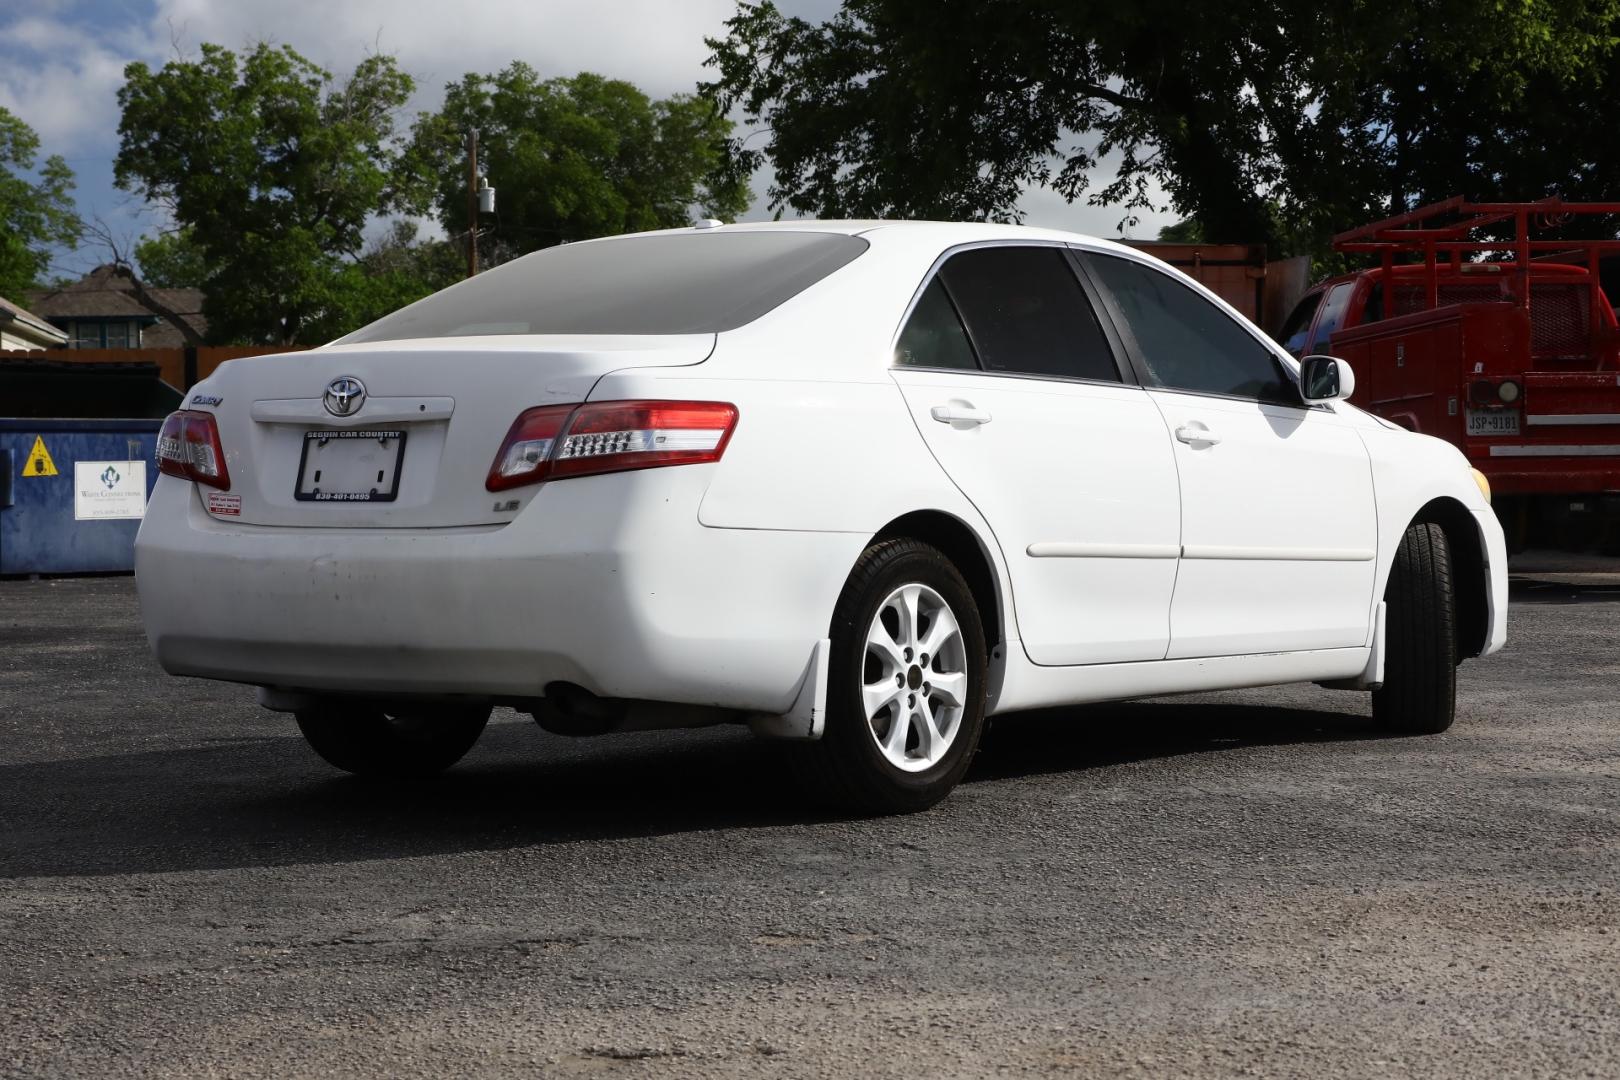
[
  {"x1": 485, "y1": 404, "x2": 575, "y2": 492},
  {"x1": 156, "y1": 411, "x2": 189, "y2": 481},
  {"x1": 486, "y1": 400, "x2": 738, "y2": 492},
  {"x1": 155, "y1": 410, "x2": 231, "y2": 490}
]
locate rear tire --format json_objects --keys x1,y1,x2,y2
[
  {"x1": 792, "y1": 538, "x2": 989, "y2": 814},
  {"x1": 295, "y1": 702, "x2": 492, "y2": 777},
  {"x1": 1372, "y1": 522, "x2": 1457, "y2": 735}
]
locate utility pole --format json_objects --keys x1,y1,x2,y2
[{"x1": 466, "y1": 128, "x2": 479, "y2": 278}]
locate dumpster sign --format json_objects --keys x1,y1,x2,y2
[
  {"x1": 21, "y1": 435, "x2": 59, "y2": 477},
  {"x1": 73, "y1": 460, "x2": 147, "y2": 521}
]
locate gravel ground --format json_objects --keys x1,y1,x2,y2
[{"x1": 1, "y1": 570, "x2": 1617, "y2": 1078}]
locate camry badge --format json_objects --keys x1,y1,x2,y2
[{"x1": 323, "y1": 376, "x2": 367, "y2": 417}]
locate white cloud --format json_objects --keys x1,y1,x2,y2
[
  {"x1": 149, "y1": 0, "x2": 739, "y2": 105},
  {"x1": 0, "y1": 31, "x2": 141, "y2": 153},
  {"x1": 1017, "y1": 180, "x2": 1180, "y2": 242}
]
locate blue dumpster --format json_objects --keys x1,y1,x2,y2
[{"x1": 0, "y1": 419, "x2": 162, "y2": 575}]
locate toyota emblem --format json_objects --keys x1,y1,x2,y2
[{"x1": 323, "y1": 376, "x2": 366, "y2": 417}]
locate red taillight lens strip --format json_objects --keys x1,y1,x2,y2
[
  {"x1": 486, "y1": 400, "x2": 738, "y2": 492},
  {"x1": 155, "y1": 410, "x2": 231, "y2": 490},
  {"x1": 551, "y1": 400, "x2": 739, "y2": 479}
]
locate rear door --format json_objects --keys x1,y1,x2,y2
[
  {"x1": 1081, "y1": 251, "x2": 1378, "y2": 659},
  {"x1": 890, "y1": 244, "x2": 1182, "y2": 666}
]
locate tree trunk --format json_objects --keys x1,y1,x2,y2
[{"x1": 112, "y1": 264, "x2": 206, "y2": 348}]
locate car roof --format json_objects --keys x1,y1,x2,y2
[{"x1": 586, "y1": 218, "x2": 1144, "y2": 257}]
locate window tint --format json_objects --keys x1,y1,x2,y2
[
  {"x1": 1085, "y1": 253, "x2": 1298, "y2": 404},
  {"x1": 895, "y1": 278, "x2": 979, "y2": 370},
  {"x1": 936, "y1": 247, "x2": 1120, "y2": 381},
  {"x1": 1305, "y1": 282, "x2": 1354, "y2": 354},
  {"x1": 1278, "y1": 291, "x2": 1322, "y2": 356},
  {"x1": 338, "y1": 231, "x2": 869, "y2": 343}
]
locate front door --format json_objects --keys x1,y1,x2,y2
[
  {"x1": 890, "y1": 244, "x2": 1182, "y2": 666},
  {"x1": 1081, "y1": 250, "x2": 1378, "y2": 659}
]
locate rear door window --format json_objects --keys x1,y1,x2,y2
[
  {"x1": 933, "y1": 246, "x2": 1121, "y2": 382},
  {"x1": 1083, "y1": 252, "x2": 1299, "y2": 405},
  {"x1": 894, "y1": 278, "x2": 979, "y2": 370}
]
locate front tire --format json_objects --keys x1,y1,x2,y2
[
  {"x1": 793, "y1": 538, "x2": 989, "y2": 814},
  {"x1": 295, "y1": 702, "x2": 492, "y2": 777},
  {"x1": 1372, "y1": 522, "x2": 1457, "y2": 734}
]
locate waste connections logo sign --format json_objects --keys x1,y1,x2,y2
[{"x1": 74, "y1": 461, "x2": 147, "y2": 521}]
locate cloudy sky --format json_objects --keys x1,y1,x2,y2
[{"x1": 1, "y1": 0, "x2": 1174, "y2": 278}]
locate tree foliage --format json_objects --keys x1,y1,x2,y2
[
  {"x1": 704, "y1": 1, "x2": 1620, "y2": 255},
  {"x1": 1156, "y1": 219, "x2": 1205, "y2": 243},
  {"x1": 133, "y1": 229, "x2": 208, "y2": 289},
  {"x1": 403, "y1": 65, "x2": 750, "y2": 264},
  {"x1": 0, "y1": 106, "x2": 80, "y2": 299},
  {"x1": 115, "y1": 43, "x2": 419, "y2": 344},
  {"x1": 297, "y1": 220, "x2": 462, "y2": 343}
]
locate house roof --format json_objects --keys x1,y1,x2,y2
[
  {"x1": 0, "y1": 293, "x2": 70, "y2": 346},
  {"x1": 27, "y1": 264, "x2": 207, "y2": 343}
]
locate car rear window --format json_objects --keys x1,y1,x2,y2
[{"x1": 337, "y1": 231, "x2": 870, "y2": 343}]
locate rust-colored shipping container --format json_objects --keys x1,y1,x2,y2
[{"x1": 1123, "y1": 241, "x2": 1309, "y2": 338}]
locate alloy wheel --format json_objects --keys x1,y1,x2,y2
[{"x1": 861, "y1": 583, "x2": 970, "y2": 772}]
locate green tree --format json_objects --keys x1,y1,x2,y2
[
  {"x1": 403, "y1": 65, "x2": 750, "y2": 264},
  {"x1": 115, "y1": 43, "x2": 418, "y2": 344},
  {"x1": 704, "y1": 1, "x2": 1620, "y2": 256},
  {"x1": 133, "y1": 228, "x2": 208, "y2": 288},
  {"x1": 296, "y1": 220, "x2": 462, "y2": 342},
  {"x1": 1324, "y1": 1, "x2": 1620, "y2": 216},
  {"x1": 1156, "y1": 219, "x2": 1205, "y2": 243},
  {"x1": 0, "y1": 106, "x2": 80, "y2": 299}
]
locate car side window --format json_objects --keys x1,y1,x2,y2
[
  {"x1": 936, "y1": 246, "x2": 1121, "y2": 382},
  {"x1": 894, "y1": 277, "x2": 980, "y2": 370},
  {"x1": 1084, "y1": 252, "x2": 1299, "y2": 405}
]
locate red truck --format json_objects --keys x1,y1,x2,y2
[{"x1": 1277, "y1": 197, "x2": 1620, "y2": 551}]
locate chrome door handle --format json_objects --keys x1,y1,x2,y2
[
  {"x1": 1175, "y1": 424, "x2": 1220, "y2": 445},
  {"x1": 931, "y1": 405, "x2": 992, "y2": 426}
]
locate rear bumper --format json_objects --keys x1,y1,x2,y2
[{"x1": 134, "y1": 469, "x2": 864, "y2": 711}]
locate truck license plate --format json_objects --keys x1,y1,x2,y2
[
  {"x1": 295, "y1": 429, "x2": 407, "y2": 502},
  {"x1": 1465, "y1": 409, "x2": 1520, "y2": 437}
]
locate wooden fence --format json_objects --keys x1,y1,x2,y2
[{"x1": 0, "y1": 345, "x2": 309, "y2": 392}]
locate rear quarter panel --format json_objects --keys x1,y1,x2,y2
[{"x1": 585, "y1": 227, "x2": 1023, "y2": 654}]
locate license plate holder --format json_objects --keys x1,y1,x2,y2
[
  {"x1": 295, "y1": 429, "x2": 407, "y2": 502},
  {"x1": 1466, "y1": 409, "x2": 1520, "y2": 437}
]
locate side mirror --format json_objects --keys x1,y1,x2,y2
[{"x1": 1299, "y1": 355, "x2": 1356, "y2": 403}]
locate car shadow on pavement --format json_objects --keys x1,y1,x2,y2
[
  {"x1": 1509, "y1": 576, "x2": 1620, "y2": 604},
  {"x1": 0, "y1": 699, "x2": 1378, "y2": 880},
  {"x1": 974, "y1": 699, "x2": 1378, "y2": 781}
]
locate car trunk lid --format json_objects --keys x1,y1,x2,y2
[{"x1": 192, "y1": 335, "x2": 714, "y2": 528}]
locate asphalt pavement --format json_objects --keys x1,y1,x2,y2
[{"x1": 2, "y1": 567, "x2": 1618, "y2": 1078}]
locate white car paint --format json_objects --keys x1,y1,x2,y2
[
  {"x1": 892, "y1": 367, "x2": 1182, "y2": 666},
  {"x1": 1145, "y1": 388, "x2": 1379, "y2": 658},
  {"x1": 135, "y1": 220, "x2": 1507, "y2": 741}
]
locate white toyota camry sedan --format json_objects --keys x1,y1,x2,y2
[{"x1": 136, "y1": 221, "x2": 1508, "y2": 813}]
